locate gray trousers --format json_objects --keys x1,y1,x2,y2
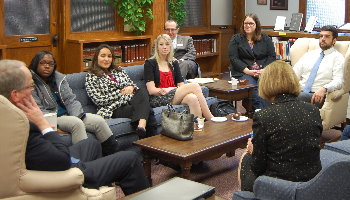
[
  {"x1": 58, "y1": 113, "x2": 113, "y2": 144},
  {"x1": 179, "y1": 60, "x2": 198, "y2": 79},
  {"x1": 298, "y1": 92, "x2": 325, "y2": 109}
]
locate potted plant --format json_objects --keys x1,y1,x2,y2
[
  {"x1": 168, "y1": 0, "x2": 187, "y2": 28},
  {"x1": 104, "y1": 0, "x2": 154, "y2": 35}
]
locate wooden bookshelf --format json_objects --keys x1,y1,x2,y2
[
  {"x1": 65, "y1": 36, "x2": 152, "y2": 74},
  {"x1": 262, "y1": 29, "x2": 350, "y2": 41},
  {"x1": 181, "y1": 31, "x2": 222, "y2": 74}
]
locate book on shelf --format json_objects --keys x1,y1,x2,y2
[
  {"x1": 193, "y1": 38, "x2": 217, "y2": 56},
  {"x1": 271, "y1": 37, "x2": 296, "y2": 60},
  {"x1": 289, "y1": 13, "x2": 303, "y2": 32},
  {"x1": 83, "y1": 42, "x2": 148, "y2": 67}
]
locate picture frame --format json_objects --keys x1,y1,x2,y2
[
  {"x1": 257, "y1": 0, "x2": 267, "y2": 5},
  {"x1": 270, "y1": 0, "x2": 288, "y2": 10}
]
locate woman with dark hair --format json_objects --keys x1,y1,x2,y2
[
  {"x1": 238, "y1": 61, "x2": 322, "y2": 191},
  {"x1": 85, "y1": 44, "x2": 151, "y2": 138},
  {"x1": 228, "y1": 13, "x2": 276, "y2": 110},
  {"x1": 144, "y1": 34, "x2": 213, "y2": 120},
  {"x1": 29, "y1": 50, "x2": 119, "y2": 156}
]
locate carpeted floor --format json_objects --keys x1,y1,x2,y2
[
  {"x1": 116, "y1": 148, "x2": 245, "y2": 200},
  {"x1": 115, "y1": 100, "x2": 343, "y2": 199}
]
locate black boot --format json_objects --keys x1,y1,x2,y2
[{"x1": 101, "y1": 136, "x2": 119, "y2": 156}]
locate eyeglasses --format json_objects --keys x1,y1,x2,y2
[
  {"x1": 39, "y1": 61, "x2": 56, "y2": 66},
  {"x1": 164, "y1": 28, "x2": 178, "y2": 32},
  {"x1": 244, "y1": 22, "x2": 256, "y2": 26},
  {"x1": 20, "y1": 83, "x2": 35, "y2": 90}
]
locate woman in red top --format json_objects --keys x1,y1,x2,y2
[{"x1": 144, "y1": 34, "x2": 213, "y2": 120}]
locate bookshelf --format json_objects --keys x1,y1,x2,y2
[
  {"x1": 65, "y1": 35, "x2": 151, "y2": 74},
  {"x1": 263, "y1": 29, "x2": 350, "y2": 62},
  {"x1": 181, "y1": 31, "x2": 222, "y2": 76},
  {"x1": 262, "y1": 29, "x2": 350, "y2": 41}
]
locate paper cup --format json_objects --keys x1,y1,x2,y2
[{"x1": 198, "y1": 118, "x2": 205, "y2": 129}]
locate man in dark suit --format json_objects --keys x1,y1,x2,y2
[
  {"x1": 0, "y1": 59, "x2": 149, "y2": 195},
  {"x1": 152, "y1": 20, "x2": 198, "y2": 79}
]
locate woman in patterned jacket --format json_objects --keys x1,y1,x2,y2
[{"x1": 85, "y1": 44, "x2": 150, "y2": 138}]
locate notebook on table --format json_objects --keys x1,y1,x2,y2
[{"x1": 129, "y1": 177, "x2": 215, "y2": 200}]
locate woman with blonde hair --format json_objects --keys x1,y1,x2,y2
[
  {"x1": 144, "y1": 34, "x2": 213, "y2": 120},
  {"x1": 239, "y1": 60, "x2": 322, "y2": 191}
]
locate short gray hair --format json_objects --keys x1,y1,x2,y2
[{"x1": 0, "y1": 60, "x2": 26, "y2": 99}]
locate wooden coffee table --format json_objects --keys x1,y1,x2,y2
[
  {"x1": 134, "y1": 117, "x2": 252, "y2": 184},
  {"x1": 205, "y1": 80, "x2": 257, "y2": 116}
]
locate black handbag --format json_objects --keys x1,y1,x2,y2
[
  {"x1": 209, "y1": 99, "x2": 237, "y2": 117},
  {"x1": 161, "y1": 105, "x2": 194, "y2": 141}
]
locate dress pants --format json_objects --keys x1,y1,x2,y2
[
  {"x1": 238, "y1": 74, "x2": 268, "y2": 110},
  {"x1": 298, "y1": 91, "x2": 325, "y2": 108},
  {"x1": 112, "y1": 87, "x2": 150, "y2": 122},
  {"x1": 69, "y1": 138, "x2": 149, "y2": 195}
]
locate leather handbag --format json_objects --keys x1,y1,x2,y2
[{"x1": 161, "y1": 105, "x2": 194, "y2": 141}]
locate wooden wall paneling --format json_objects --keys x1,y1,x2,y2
[
  {"x1": 0, "y1": 1, "x2": 4, "y2": 45},
  {"x1": 232, "y1": 0, "x2": 245, "y2": 34},
  {"x1": 149, "y1": 0, "x2": 166, "y2": 57},
  {"x1": 298, "y1": 0, "x2": 306, "y2": 27},
  {"x1": 209, "y1": 27, "x2": 234, "y2": 72},
  {"x1": 0, "y1": 45, "x2": 7, "y2": 59},
  {"x1": 347, "y1": 0, "x2": 350, "y2": 23}
]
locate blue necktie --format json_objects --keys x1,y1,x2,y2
[{"x1": 303, "y1": 51, "x2": 324, "y2": 93}]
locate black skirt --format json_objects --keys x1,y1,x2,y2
[{"x1": 149, "y1": 88, "x2": 177, "y2": 108}]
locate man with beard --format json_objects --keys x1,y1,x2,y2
[{"x1": 293, "y1": 25, "x2": 344, "y2": 108}]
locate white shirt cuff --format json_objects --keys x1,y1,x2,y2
[{"x1": 41, "y1": 128, "x2": 55, "y2": 135}]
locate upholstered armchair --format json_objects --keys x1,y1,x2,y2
[
  {"x1": 232, "y1": 149, "x2": 350, "y2": 200},
  {"x1": 290, "y1": 38, "x2": 350, "y2": 130},
  {"x1": 0, "y1": 95, "x2": 116, "y2": 200}
]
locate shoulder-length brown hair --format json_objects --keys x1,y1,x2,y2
[
  {"x1": 258, "y1": 60, "x2": 300, "y2": 101},
  {"x1": 241, "y1": 13, "x2": 262, "y2": 41},
  {"x1": 89, "y1": 44, "x2": 122, "y2": 77}
]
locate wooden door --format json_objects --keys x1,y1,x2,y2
[{"x1": 0, "y1": 0, "x2": 59, "y2": 66}]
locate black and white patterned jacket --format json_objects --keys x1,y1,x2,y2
[{"x1": 85, "y1": 69, "x2": 138, "y2": 119}]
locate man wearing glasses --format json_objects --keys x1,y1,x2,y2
[
  {"x1": 293, "y1": 25, "x2": 344, "y2": 108},
  {"x1": 152, "y1": 20, "x2": 198, "y2": 79},
  {"x1": 0, "y1": 60, "x2": 149, "y2": 195}
]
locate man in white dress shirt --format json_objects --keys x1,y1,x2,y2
[{"x1": 293, "y1": 25, "x2": 344, "y2": 108}]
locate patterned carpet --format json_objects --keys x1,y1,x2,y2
[
  {"x1": 116, "y1": 148, "x2": 246, "y2": 200},
  {"x1": 115, "y1": 100, "x2": 342, "y2": 199}
]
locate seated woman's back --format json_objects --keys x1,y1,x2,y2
[{"x1": 252, "y1": 93, "x2": 322, "y2": 182}]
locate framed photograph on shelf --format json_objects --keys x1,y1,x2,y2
[
  {"x1": 270, "y1": 0, "x2": 288, "y2": 10},
  {"x1": 257, "y1": 0, "x2": 267, "y2": 5}
]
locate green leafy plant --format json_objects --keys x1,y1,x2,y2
[
  {"x1": 168, "y1": 0, "x2": 187, "y2": 28},
  {"x1": 104, "y1": 0, "x2": 154, "y2": 35}
]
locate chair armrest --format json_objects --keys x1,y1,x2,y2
[
  {"x1": 19, "y1": 168, "x2": 84, "y2": 193},
  {"x1": 232, "y1": 191, "x2": 256, "y2": 200},
  {"x1": 254, "y1": 176, "x2": 299, "y2": 200},
  {"x1": 327, "y1": 89, "x2": 346, "y2": 100}
]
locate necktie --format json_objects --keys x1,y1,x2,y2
[{"x1": 303, "y1": 51, "x2": 324, "y2": 93}]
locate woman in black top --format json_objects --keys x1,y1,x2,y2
[
  {"x1": 144, "y1": 34, "x2": 213, "y2": 120},
  {"x1": 228, "y1": 13, "x2": 276, "y2": 110},
  {"x1": 239, "y1": 60, "x2": 322, "y2": 191}
]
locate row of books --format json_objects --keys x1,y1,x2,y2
[
  {"x1": 193, "y1": 38, "x2": 217, "y2": 56},
  {"x1": 271, "y1": 37, "x2": 297, "y2": 60},
  {"x1": 83, "y1": 43, "x2": 149, "y2": 68}
]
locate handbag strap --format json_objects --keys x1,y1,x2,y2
[{"x1": 167, "y1": 104, "x2": 175, "y2": 112}]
